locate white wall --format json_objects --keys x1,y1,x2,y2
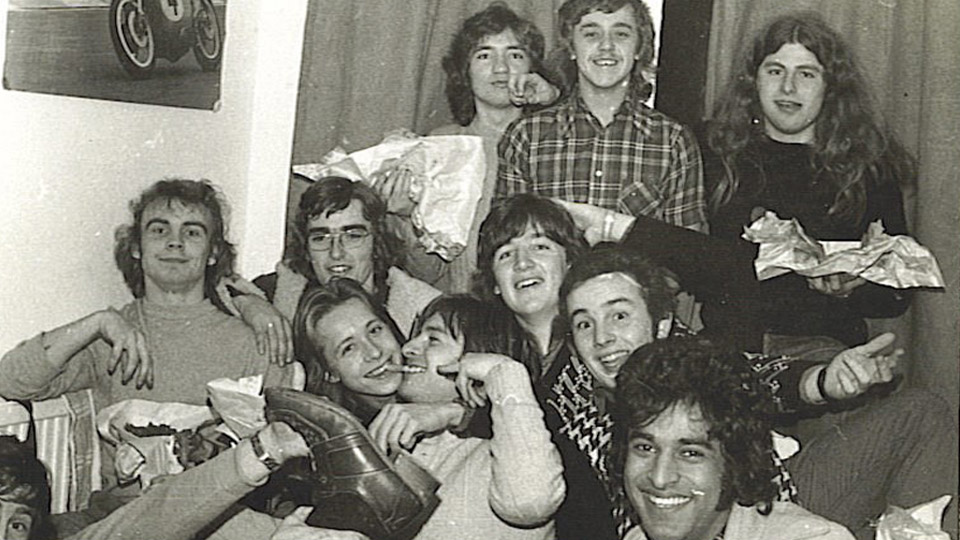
[{"x1": 0, "y1": 0, "x2": 307, "y2": 352}]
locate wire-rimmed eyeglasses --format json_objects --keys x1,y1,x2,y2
[{"x1": 307, "y1": 228, "x2": 371, "y2": 251}]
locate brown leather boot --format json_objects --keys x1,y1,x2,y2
[{"x1": 264, "y1": 388, "x2": 440, "y2": 539}]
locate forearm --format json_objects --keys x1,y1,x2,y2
[
  {"x1": 0, "y1": 329, "x2": 100, "y2": 400},
  {"x1": 487, "y1": 362, "x2": 565, "y2": 526},
  {"x1": 67, "y1": 440, "x2": 269, "y2": 540}
]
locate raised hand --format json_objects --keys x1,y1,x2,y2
[
  {"x1": 368, "y1": 402, "x2": 465, "y2": 454},
  {"x1": 552, "y1": 198, "x2": 634, "y2": 245},
  {"x1": 235, "y1": 295, "x2": 293, "y2": 366},
  {"x1": 822, "y1": 332, "x2": 900, "y2": 400},
  {"x1": 374, "y1": 165, "x2": 416, "y2": 218},
  {"x1": 437, "y1": 353, "x2": 512, "y2": 408},
  {"x1": 98, "y1": 308, "x2": 152, "y2": 389},
  {"x1": 508, "y1": 72, "x2": 560, "y2": 106}
]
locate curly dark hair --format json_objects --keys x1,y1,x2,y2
[
  {"x1": 560, "y1": 245, "x2": 678, "y2": 329},
  {"x1": 442, "y1": 2, "x2": 550, "y2": 126},
  {"x1": 473, "y1": 193, "x2": 588, "y2": 307},
  {"x1": 0, "y1": 435, "x2": 54, "y2": 540},
  {"x1": 707, "y1": 11, "x2": 915, "y2": 224},
  {"x1": 556, "y1": 0, "x2": 656, "y2": 102},
  {"x1": 610, "y1": 336, "x2": 779, "y2": 515},
  {"x1": 286, "y1": 176, "x2": 402, "y2": 303},
  {"x1": 293, "y1": 278, "x2": 402, "y2": 405},
  {"x1": 114, "y1": 179, "x2": 237, "y2": 312}
]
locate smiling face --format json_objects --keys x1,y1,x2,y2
[
  {"x1": 567, "y1": 272, "x2": 655, "y2": 390},
  {"x1": 625, "y1": 402, "x2": 729, "y2": 540},
  {"x1": 311, "y1": 298, "x2": 402, "y2": 400},
  {"x1": 492, "y1": 224, "x2": 568, "y2": 324},
  {"x1": 307, "y1": 199, "x2": 375, "y2": 292},
  {"x1": 571, "y1": 4, "x2": 640, "y2": 94},
  {"x1": 756, "y1": 42, "x2": 826, "y2": 144},
  {"x1": 136, "y1": 198, "x2": 215, "y2": 301},
  {"x1": 398, "y1": 313, "x2": 461, "y2": 403},
  {"x1": 469, "y1": 29, "x2": 532, "y2": 111},
  {"x1": 0, "y1": 498, "x2": 34, "y2": 540}
]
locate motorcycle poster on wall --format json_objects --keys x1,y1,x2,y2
[{"x1": 3, "y1": 0, "x2": 226, "y2": 110}]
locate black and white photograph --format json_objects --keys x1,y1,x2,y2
[
  {"x1": 1, "y1": 1, "x2": 957, "y2": 540},
  {"x1": 3, "y1": 0, "x2": 225, "y2": 108}
]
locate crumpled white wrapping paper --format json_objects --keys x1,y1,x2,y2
[
  {"x1": 875, "y1": 495, "x2": 952, "y2": 540},
  {"x1": 96, "y1": 399, "x2": 213, "y2": 487},
  {"x1": 206, "y1": 374, "x2": 266, "y2": 440},
  {"x1": 742, "y1": 212, "x2": 944, "y2": 288},
  {"x1": 294, "y1": 131, "x2": 485, "y2": 261}
]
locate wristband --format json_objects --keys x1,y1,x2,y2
[
  {"x1": 250, "y1": 431, "x2": 281, "y2": 471},
  {"x1": 816, "y1": 365, "x2": 836, "y2": 403},
  {"x1": 602, "y1": 212, "x2": 616, "y2": 242}
]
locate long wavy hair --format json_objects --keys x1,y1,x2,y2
[
  {"x1": 610, "y1": 336, "x2": 779, "y2": 516},
  {"x1": 0, "y1": 435, "x2": 54, "y2": 540},
  {"x1": 442, "y1": 2, "x2": 551, "y2": 126},
  {"x1": 556, "y1": 0, "x2": 656, "y2": 103},
  {"x1": 114, "y1": 179, "x2": 237, "y2": 312},
  {"x1": 707, "y1": 11, "x2": 915, "y2": 225},
  {"x1": 286, "y1": 176, "x2": 402, "y2": 303}
]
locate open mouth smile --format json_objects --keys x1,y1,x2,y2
[
  {"x1": 645, "y1": 493, "x2": 692, "y2": 509},
  {"x1": 515, "y1": 277, "x2": 543, "y2": 290}
]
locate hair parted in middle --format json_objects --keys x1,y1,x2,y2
[
  {"x1": 556, "y1": 0, "x2": 657, "y2": 102},
  {"x1": 707, "y1": 11, "x2": 915, "y2": 225},
  {"x1": 113, "y1": 178, "x2": 237, "y2": 313},
  {"x1": 287, "y1": 175, "x2": 402, "y2": 303},
  {"x1": 442, "y1": 2, "x2": 551, "y2": 126},
  {"x1": 610, "y1": 336, "x2": 780, "y2": 517},
  {"x1": 293, "y1": 278, "x2": 402, "y2": 403}
]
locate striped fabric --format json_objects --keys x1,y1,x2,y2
[{"x1": 0, "y1": 389, "x2": 100, "y2": 514}]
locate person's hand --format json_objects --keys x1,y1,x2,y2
[
  {"x1": 368, "y1": 402, "x2": 464, "y2": 454},
  {"x1": 270, "y1": 507, "x2": 370, "y2": 540},
  {"x1": 374, "y1": 164, "x2": 416, "y2": 218},
  {"x1": 437, "y1": 353, "x2": 512, "y2": 407},
  {"x1": 552, "y1": 198, "x2": 634, "y2": 245},
  {"x1": 235, "y1": 295, "x2": 293, "y2": 366},
  {"x1": 807, "y1": 273, "x2": 867, "y2": 298},
  {"x1": 98, "y1": 308, "x2": 152, "y2": 389},
  {"x1": 508, "y1": 72, "x2": 560, "y2": 106},
  {"x1": 822, "y1": 332, "x2": 901, "y2": 400}
]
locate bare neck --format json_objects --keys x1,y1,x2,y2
[
  {"x1": 143, "y1": 279, "x2": 207, "y2": 306},
  {"x1": 578, "y1": 80, "x2": 629, "y2": 127}
]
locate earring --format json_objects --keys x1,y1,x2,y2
[
  {"x1": 132, "y1": 251, "x2": 141, "y2": 260},
  {"x1": 751, "y1": 117, "x2": 761, "y2": 125},
  {"x1": 207, "y1": 257, "x2": 217, "y2": 266}
]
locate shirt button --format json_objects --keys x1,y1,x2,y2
[{"x1": 594, "y1": 170, "x2": 603, "y2": 178}]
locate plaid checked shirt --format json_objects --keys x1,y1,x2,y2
[{"x1": 496, "y1": 93, "x2": 709, "y2": 232}]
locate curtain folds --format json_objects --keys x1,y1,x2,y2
[{"x1": 705, "y1": 0, "x2": 960, "y2": 412}]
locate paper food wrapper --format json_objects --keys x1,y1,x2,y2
[
  {"x1": 206, "y1": 374, "x2": 267, "y2": 439},
  {"x1": 97, "y1": 399, "x2": 214, "y2": 487},
  {"x1": 742, "y1": 212, "x2": 945, "y2": 288},
  {"x1": 294, "y1": 130, "x2": 485, "y2": 261},
  {"x1": 876, "y1": 495, "x2": 952, "y2": 540}
]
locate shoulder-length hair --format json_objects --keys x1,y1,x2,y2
[
  {"x1": 293, "y1": 278, "x2": 402, "y2": 405},
  {"x1": 114, "y1": 179, "x2": 237, "y2": 312},
  {"x1": 286, "y1": 176, "x2": 402, "y2": 303},
  {"x1": 556, "y1": 0, "x2": 656, "y2": 103},
  {"x1": 610, "y1": 336, "x2": 779, "y2": 516},
  {"x1": 443, "y1": 2, "x2": 551, "y2": 126},
  {"x1": 707, "y1": 11, "x2": 915, "y2": 225}
]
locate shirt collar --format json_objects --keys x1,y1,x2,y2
[{"x1": 558, "y1": 88, "x2": 654, "y2": 139}]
